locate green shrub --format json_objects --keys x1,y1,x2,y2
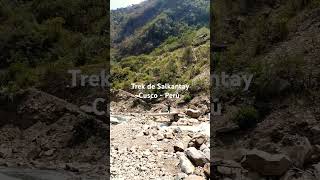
[
  {"x1": 189, "y1": 78, "x2": 208, "y2": 93},
  {"x1": 182, "y1": 46, "x2": 193, "y2": 64},
  {"x1": 232, "y1": 106, "x2": 259, "y2": 129},
  {"x1": 6, "y1": 63, "x2": 38, "y2": 89},
  {"x1": 183, "y1": 93, "x2": 193, "y2": 102},
  {"x1": 251, "y1": 53, "x2": 305, "y2": 100}
]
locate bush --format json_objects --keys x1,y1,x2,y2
[
  {"x1": 232, "y1": 106, "x2": 259, "y2": 129},
  {"x1": 251, "y1": 53, "x2": 305, "y2": 100},
  {"x1": 5, "y1": 62, "x2": 38, "y2": 90},
  {"x1": 182, "y1": 46, "x2": 193, "y2": 64},
  {"x1": 183, "y1": 93, "x2": 193, "y2": 102}
]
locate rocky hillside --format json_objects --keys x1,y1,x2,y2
[
  {"x1": 0, "y1": 0, "x2": 110, "y2": 178},
  {"x1": 211, "y1": 0, "x2": 320, "y2": 179},
  {"x1": 0, "y1": 89, "x2": 108, "y2": 179}
]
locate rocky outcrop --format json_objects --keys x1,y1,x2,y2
[{"x1": 241, "y1": 149, "x2": 292, "y2": 176}]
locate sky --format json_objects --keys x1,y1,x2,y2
[{"x1": 110, "y1": 0, "x2": 146, "y2": 10}]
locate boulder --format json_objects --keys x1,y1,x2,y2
[
  {"x1": 241, "y1": 149, "x2": 292, "y2": 176},
  {"x1": 188, "y1": 135, "x2": 208, "y2": 149},
  {"x1": 195, "y1": 136, "x2": 206, "y2": 147},
  {"x1": 185, "y1": 147, "x2": 209, "y2": 167},
  {"x1": 164, "y1": 132, "x2": 174, "y2": 139},
  {"x1": 199, "y1": 144, "x2": 208, "y2": 151},
  {"x1": 178, "y1": 153, "x2": 195, "y2": 174},
  {"x1": 174, "y1": 141, "x2": 185, "y2": 152},
  {"x1": 200, "y1": 144, "x2": 210, "y2": 160},
  {"x1": 282, "y1": 136, "x2": 312, "y2": 167},
  {"x1": 185, "y1": 109, "x2": 201, "y2": 119}
]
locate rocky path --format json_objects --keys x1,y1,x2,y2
[
  {"x1": 110, "y1": 113, "x2": 179, "y2": 179},
  {"x1": 110, "y1": 112, "x2": 210, "y2": 180}
]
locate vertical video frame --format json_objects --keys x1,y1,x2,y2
[{"x1": 110, "y1": 0, "x2": 211, "y2": 179}]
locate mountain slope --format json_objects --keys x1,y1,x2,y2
[
  {"x1": 110, "y1": 0, "x2": 210, "y2": 100},
  {"x1": 111, "y1": 0, "x2": 210, "y2": 57},
  {"x1": 211, "y1": 1, "x2": 320, "y2": 179}
]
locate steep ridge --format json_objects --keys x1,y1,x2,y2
[
  {"x1": 111, "y1": 0, "x2": 211, "y2": 96},
  {"x1": 111, "y1": 0, "x2": 210, "y2": 57}
]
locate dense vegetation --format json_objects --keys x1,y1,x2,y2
[
  {"x1": 111, "y1": 0, "x2": 210, "y2": 100},
  {"x1": 111, "y1": 0, "x2": 209, "y2": 56},
  {"x1": 0, "y1": 0, "x2": 109, "y2": 92},
  {"x1": 0, "y1": 0, "x2": 210, "y2": 103},
  {"x1": 212, "y1": 0, "x2": 320, "y2": 122}
]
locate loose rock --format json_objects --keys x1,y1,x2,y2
[
  {"x1": 174, "y1": 141, "x2": 185, "y2": 152},
  {"x1": 241, "y1": 149, "x2": 292, "y2": 176},
  {"x1": 179, "y1": 153, "x2": 195, "y2": 174},
  {"x1": 282, "y1": 136, "x2": 312, "y2": 168},
  {"x1": 185, "y1": 147, "x2": 209, "y2": 167},
  {"x1": 185, "y1": 109, "x2": 201, "y2": 119}
]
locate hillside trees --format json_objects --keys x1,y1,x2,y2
[{"x1": 0, "y1": 0, "x2": 109, "y2": 91}]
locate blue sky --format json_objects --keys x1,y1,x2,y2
[{"x1": 110, "y1": 0, "x2": 146, "y2": 10}]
